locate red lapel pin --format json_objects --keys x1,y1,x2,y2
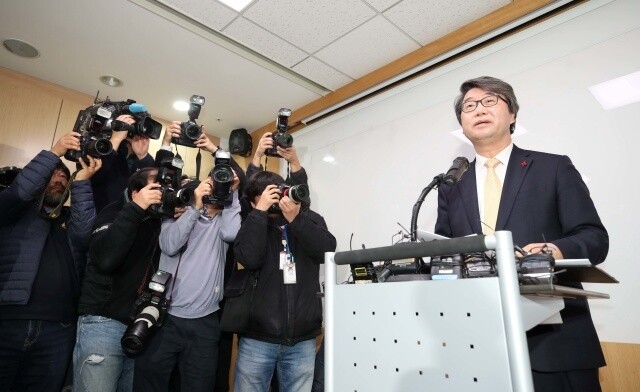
[{"x1": 520, "y1": 161, "x2": 528, "y2": 168}]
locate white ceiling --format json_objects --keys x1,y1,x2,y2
[{"x1": 0, "y1": 0, "x2": 520, "y2": 139}]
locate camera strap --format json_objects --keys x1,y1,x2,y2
[{"x1": 167, "y1": 242, "x2": 187, "y2": 302}]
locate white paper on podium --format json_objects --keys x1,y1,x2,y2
[{"x1": 416, "y1": 229, "x2": 449, "y2": 242}]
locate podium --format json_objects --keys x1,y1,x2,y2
[{"x1": 323, "y1": 232, "x2": 612, "y2": 392}]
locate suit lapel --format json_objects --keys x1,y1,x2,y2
[
  {"x1": 458, "y1": 160, "x2": 483, "y2": 234},
  {"x1": 496, "y1": 145, "x2": 531, "y2": 230}
]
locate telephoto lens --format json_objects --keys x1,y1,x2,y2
[{"x1": 121, "y1": 305, "x2": 161, "y2": 356}]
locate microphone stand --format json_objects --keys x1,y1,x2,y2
[{"x1": 410, "y1": 173, "x2": 446, "y2": 271}]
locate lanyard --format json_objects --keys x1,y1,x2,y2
[{"x1": 281, "y1": 225, "x2": 294, "y2": 263}]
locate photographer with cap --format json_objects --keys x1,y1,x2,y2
[
  {"x1": 133, "y1": 162, "x2": 241, "y2": 392},
  {"x1": 0, "y1": 131, "x2": 102, "y2": 391},
  {"x1": 73, "y1": 167, "x2": 164, "y2": 392},
  {"x1": 232, "y1": 171, "x2": 336, "y2": 392}
]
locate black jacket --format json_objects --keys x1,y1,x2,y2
[
  {"x1": 78, "y1": 197, "x2": 161, "y2": 324},
  {"x1": 234, "y1": 209, "x2": 336, "y2": 345}
]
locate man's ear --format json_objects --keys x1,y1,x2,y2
[{"x1": 250, "y1": 201, "x2": 256, "y2": 208}]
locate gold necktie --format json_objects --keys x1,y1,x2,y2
[{"x1": 483, "y1": 158, "x2": 502, "y2": 235}]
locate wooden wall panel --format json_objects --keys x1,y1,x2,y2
[
  {"x1": 600, "y1": 342, "x2": 640, "y2": 392},
  {"x1": 0, "y1": 72, "x2": 63, "y2": 167}
]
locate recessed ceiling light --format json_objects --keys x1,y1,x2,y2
[
  {"x1": 218, "y1": 0, "x2": 253, "y2": 12},
  {"x1": 2, "y1": 39, "x2": 39, "y2": 58},
  {"x1": 99, "y1": 75, "x2": 123, "y2": 87},
  {"x1": 173, "y1": 101, "x2": 190, "y2": 111},
  {"x1": 322, "y1": 155, "x2": 335, "y2": 163},
  {"x1": 589, "y1": 70, "x2": 640, "y2": 110}
]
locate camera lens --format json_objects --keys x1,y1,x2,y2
[
  {"x1": 89, "y1": 137, "x2": 113, "y2": 156},
  {"x1": 287, "y1": 184, "x2": 310, "y2": 204},
  {"x1": 121, "y1": 305, "x2": 160, "y2": 356},
  {"x1": 183, "y1": 122, "x2": 201, "y2": 140},
  {"x1": 212, "y1": 166, "x2": 233, "y2": 183},
  {"x1": 274, "y1": 133, "x2": 293, "y2": 148}
]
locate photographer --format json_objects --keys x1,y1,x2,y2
[
  {"x1": 232, "y1": 171, "x2": 336, "y2": 392},
  {"x1": 247, "y1": 132, "x2": 310, "y2": 210},
  {"x1": 73, "y1": 167, "x2": 163, "y2": 392},
  {"x1": 90, "y1": 114, "x2": 171, "y2": 213},
  {"x1": 133, "y1": 167, "x2": 241, "y2": 391},
  {"x1": 0, "y1": 132, "x2": 101, "y2": 391}
]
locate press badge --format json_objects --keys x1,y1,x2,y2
[
  {"x1": 283, "y1": 262, "x2": 297, "y2": 284},
  {"x1": 279, "y1": 252, "x2": 291, "y2": 270}
]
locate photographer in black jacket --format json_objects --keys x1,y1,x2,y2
[
  {"x1": 232, "y1": 171, "x2": 336, "y2": 392},
  {"x1": 73, "y1": 167, "x2": 162, "y2": 392}
]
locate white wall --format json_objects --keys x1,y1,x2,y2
[{"x1": 287, "y1": 0, "x2": 640, "y2": 343}]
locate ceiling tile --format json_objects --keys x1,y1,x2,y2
[
  {"x1": 315, "y1": 15, "x2": 420, "y2": 79},
  {"x1": 364, "y1": 0, "x2": 402, "y2": 13},
  {"x1": 158, "y1": 0, "x2": 238, "y2": 30},
  {"x1": 293, "y1": 57, "x2": 353, "y2": 91},
  {"x1": 223, "y1": 17, "x2": 309, "y2": 67},
  {"x1": 384, "y1": 0, "x2": 510, "y2": 45},
  {"x1": 243, "y1": 0, "x2": 376, "y2": 53}
]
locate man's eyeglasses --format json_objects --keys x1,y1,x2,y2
[{"x1": 461, "y1": 95, "x2": 504, "y2": 113}]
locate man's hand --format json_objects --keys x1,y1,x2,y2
[
  {"x1": 75, "y1": 156, "x2": 103, "y2": 181},
  {"x1": 130, "y1": 135, "x2": 150, "y2": 160},
  {"x1": 252, "y1": 133, "x2": 273, "y2": 166},
  {"x1": 195, "y1": 132, "x2": 217, "y2": 153},
  {"x1": 173, "y1": 206, "x2": 187, "y2": 219},
  {"x1": 193, "y1": 178, "x2": 212, "y2": 210},
  {"x1": 276, "y1": 145, "x2": 301, "y2": 172},
  {"x1": 231, "y1": 170, "x2": 240, "y2": 191},
  {"x1": 522, "y1": 242, "x2": 564, "y2": 260},
  {"x1": 111, "y1": 115, "x2": 135, "y2": 151},
  {"x1": 254, "y1": 184, "x2": 280, "y2": 212},
  {"x1": 131, "y1": 183, "x2": 162, "y2": 210},
  {"x1": 279, "y1": 195, "x2": 301, "y2": 223},
  {"x1": 50, "y1": 131, "x2": 81, "y2": 157},
  {"x1": 163, "y1": 121, "x2": 182, "y2": 147}
]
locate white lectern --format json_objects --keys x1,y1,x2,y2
[{"x1": 324, "y1": 232, "x2": 573, "y2": 392}]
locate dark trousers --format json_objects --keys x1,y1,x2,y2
[
  {"x1": 0, "y1": 319, "x2": 75, "y2": 392},
  {"x1": 532, "y1": 368, "x2": 601, "y2": 392},
  {"x1": 214, "y1": 331, "x2": 234, "y2": 392},
  {"x1": 133, "y1": 311, "x2": 221, "y2": 392}
]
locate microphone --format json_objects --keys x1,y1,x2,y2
[
  {"x1": 125, "y1": 103, "x2": 147, "y2": 113},
  {"x1": 443, "y1": 156, "x2": 469, "y2": 186}
]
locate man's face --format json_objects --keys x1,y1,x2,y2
[
  {"x1": 460, "y1": 87, "x2": 515, "y2": 148},
  {"x1": 43, "y1": 168, "x2": 69, "y2": 207}
]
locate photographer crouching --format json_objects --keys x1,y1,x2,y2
[
  {"x1": 0, "y1": 132, "x2": 101, "y2": 391},
  {"x1": 73, "y1": 166, "x2": 165, "y2": 392},
  {"x1": 133, "y1": 155, "x2": 241, "y2": 391}
]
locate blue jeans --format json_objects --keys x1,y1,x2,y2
[
  {"x1": 72, "y1": 315, "x2": 134, "y2": 392},
  {"x1": 0, "y1": 319, "x2": 75, "y2": 392},
  {"x1": 234, "y1": 337, "x2": 315, "y2": 392}
]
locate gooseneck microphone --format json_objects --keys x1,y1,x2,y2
[{"x1": 443, "y1": 156, "x2": 470, "y2": 186}]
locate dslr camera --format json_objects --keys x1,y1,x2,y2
[
  {"x1": 173, "y1": 95, "x2": 205, "y2": 148},
  {"x1": 265, "y1": 108, "x2": 293, "y2": 157},
  {"x1": 268, "y1": 183, "x2": 310, "y2": 214},
  {"x1": 64, "y1": 99, "x2": 162, "y2": 162},
  {"x1": 203, "y1": 149, "x2": 234, "y2": 208},
  {"x1": 121, "y1": 270, "x2": 172, "y2": 356},
  {"x1": 150, "y1": 157, "x2": 193, "y2": 217}
]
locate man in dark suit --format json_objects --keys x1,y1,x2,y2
[{"x1": 435, "y1": 76, "x2": 608, "y2": 391}]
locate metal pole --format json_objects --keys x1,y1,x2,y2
[{"x1": 489, "y1": 231, "x2": 534, "y2": 391}]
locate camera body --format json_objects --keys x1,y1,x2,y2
[
  {"x1": 267, "y1": 183, "x2": 310, "y2": 214},
  {"x1": 203, "y1": 149, "x2": 234, "y2": 208},
  {"x1": 265, "y1": 108, "x2": 293, "y2": 157},
  {"x1": 64, "y1": 99, "x2": 162, "y2": 162},
  {"x1": 121, "y1": 270, "x2": 172, "y2": 356},
  {"x1": 150, "y1": 157, "x2": 193, "y2": 217},
  {"x1": 64, "y1": 104, "x2": 114, "y2": 162},
  {"x1": 174, "y1": 95, "x2": 205, "y2": 148}
]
